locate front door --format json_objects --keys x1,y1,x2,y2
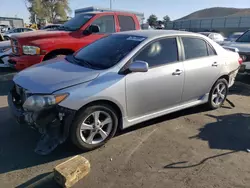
[
  {"x1": 180, "y1": 37, "x2": 221, "y2": 102},
  {"x1": 126, "y1": 37, "x2": 185, "y2": 119}
]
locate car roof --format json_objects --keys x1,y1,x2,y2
[{"x1": 115, "y1": 30, "x2": 198, "y2": 39}]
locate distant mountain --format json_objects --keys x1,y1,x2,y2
[{"x1": 177, "y1": 7, "x2": 250, "y2": 21}]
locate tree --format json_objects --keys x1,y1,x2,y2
[
  {"x1": 24, "y1": 0, "x2": 71, "y2": 24},
  {"x1": 163, "y1": 15, "x2": 170, "y2": 24},
  {"x1": 147, "y1": 14, "x2": 158, "y2": 27}
]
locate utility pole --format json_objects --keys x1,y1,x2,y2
[
  {"x1": 109, "y1": 0, "x2": 115, "y2": 10},
  {"x1": 110, "y1": 0, "x2": 112, "y2": 10}
]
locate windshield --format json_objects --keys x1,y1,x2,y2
[
  {"x1": 236, "y1": 31, "x2": 250, "y2": 42},
  {"x1": 58, "y1": 14, "x2": 95, "y2": 31},
  {"x1": 73, "y1": 34, "x2": 147, "y2": 69}
]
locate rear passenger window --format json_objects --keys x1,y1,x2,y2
[
  {"x1": 182, "y1": 37, "x2": 208, "y2": 60},
  {"x1": 91, "y1": 15, "x2": 115, "y2": 33},
  {"x1": 134, "y1": 38, "x2": 178, "y2": 67},
  {"x1": 118, "y1": 15, "x2": 136, "y2": 31}
]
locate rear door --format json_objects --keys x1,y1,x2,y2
[{"x1": 180, "y1": 36, "x2": 220, "y2": 102}]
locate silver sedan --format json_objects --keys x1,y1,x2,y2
[{"x1": 9, "y1": 30, "x2": 241, "y2": 154}]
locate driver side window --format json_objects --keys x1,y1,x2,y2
[{"x1": 91, "y1": 15, "x2": 115, "y2": 33}]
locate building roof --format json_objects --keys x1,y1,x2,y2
[{"x1": 75, "y1": 6, "x2": 144, "y2": 17}]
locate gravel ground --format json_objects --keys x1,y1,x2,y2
[{"x1": 0, "y1": 70, "x2": 250, "y2": 188}]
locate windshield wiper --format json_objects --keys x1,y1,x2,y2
[{"x1": 73, "y1": 56, "x2": 96, "y2": 68}]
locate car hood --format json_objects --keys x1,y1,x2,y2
[
  {"x1": 11, "y1": 30, "x2": 69, "y2": 41},
  {"x1": 223, "y1": 42, "x2": 250, "y2": 53},
  {"x1": 13, "y1": 58, "x2": 100, "y2": 93}
]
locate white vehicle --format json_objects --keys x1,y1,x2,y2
[
  {"x1": 3, "y1": 28, "x2": 35, "y2": 40},
  {"x1": 0, "y1": 41, "x2": 12, "y2": 67},
  {"x1": 199, "y1": 32, "x2": 225, "y2": 44},
  {"x1": 223, "y1": 30, "x2": 250, "y2": 73}
]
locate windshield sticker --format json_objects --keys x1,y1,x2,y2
[
  {"x1": 126, "y1": 36, "x2": 146, "y2": 41},
  {"x1": 83, "y1": 15, "x2": 93, "y2": 19}
]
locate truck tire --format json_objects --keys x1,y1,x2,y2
[
  {"x1": 208, "y1": 78, "x2": 228, "y2": 109},
  {"x1": 70, "y1": 104, "x2": 118, "y2": 151},
  {"x1": 43, "y1": 54, "x2": 66, "y2": 61}
]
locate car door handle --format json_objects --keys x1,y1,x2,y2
[
  {"x1": 212, "y1": 62, "x2": 218, "y2": 67},
  {"x1": 172, "y1": 69, "x2": 183, "y2": 76}
]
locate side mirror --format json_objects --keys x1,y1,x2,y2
[
  {"x1": 128, "y1": 60, "x2": 149, "y2": 73},
  {"x1": 83, "y1": 24, "x2": 100, "y2": 35}
]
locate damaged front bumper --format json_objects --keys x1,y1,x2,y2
[{"x1": 8, "y1": 87, "x2": 76, "y2": 155}]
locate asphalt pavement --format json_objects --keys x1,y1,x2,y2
[{"x1": 0, "y1": 70, "x2": 250, "y2": 188}]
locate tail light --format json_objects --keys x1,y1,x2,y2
[{"x1": 238, "y1": 57, "x2": 243, "y2": 65}]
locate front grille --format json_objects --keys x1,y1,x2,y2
[
  {"x1": 11, "y1": 39, "x2": 20, "y2": 55},
  {"x1": 239, "y1": 52, "x2": 250, "y2": 62}
]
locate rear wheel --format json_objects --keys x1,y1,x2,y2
[
  {"x1": 208, "y1": 78, "x2": 228, "y2": 109},
  {"x1": 70, "y1": 104, "x2": 118, "y2": 151}
]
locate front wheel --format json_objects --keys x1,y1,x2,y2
[
  {"x1": 208, "y1": 78, "x2": 228, "y2": 109},
  {"x1": 70, "y1": 104, "x2": 118, "y2": 151}
]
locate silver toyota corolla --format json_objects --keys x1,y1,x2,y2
[{"x1": 8, "y1": 30, "x2": 241, "y2": 155}]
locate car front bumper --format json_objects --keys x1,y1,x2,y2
[
  {"x1": 8, "y1": 55, "x2": 44, "y2": 70},
  {"x1": 8, "y1": 86, "x2": 76, "y2": 154}
]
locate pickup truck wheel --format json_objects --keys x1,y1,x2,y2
[
  {"x1": 208, "y1": 78, "x2": 228, "y2": 109},
  {"x1": 70, "y1": 104, "x2": 118, "y2": 151},
  {"x1": 43, "y1": 54, "x2": 66, "y2": 61}
]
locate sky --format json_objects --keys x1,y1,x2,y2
[{"x1": 1, "y1": 0, "x2": 250, "y2": 23}]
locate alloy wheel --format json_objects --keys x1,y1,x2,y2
[
  {"x1": 80, "y1": 111, "x2": 113, "y2": 145},
  {"x1": 212, "y1": 82, "x2": 227, "y2": 106}
]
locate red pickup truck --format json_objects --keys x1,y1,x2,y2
[{"x1": 9, "y1": 11, "x2": 141, "y2": 70}]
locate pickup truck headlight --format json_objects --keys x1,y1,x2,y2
[
  {"x1": 23, "y1": 93, "x2": 68, "y2": 111},
  {"x1": 22, "y1": 45, "x2": 40, "y2": 55}
]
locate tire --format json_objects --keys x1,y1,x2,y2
[
  {"x1": 208, "y1": 78, "x2": 228, "y2": 109},
  {"x1": 70, "y1": 104, "x2": 118, "y2": 151},
  {"x1": 43, "y1": 54, "x2": 66, "y2": 61}
]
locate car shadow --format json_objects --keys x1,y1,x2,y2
[
  {"x1": 229, "y1": 81, "x2": 250, "y2": 97},
  {"x1": 164, "y1": 113, "x2": 250, "y2": 169},
  {"x1": 0, "y1": 69, "x2": 16, "y2": 96},
  {"x1": 16, "y1": 172, "x2": 60, "y2": 188},
  {"x1": 0, "y1": 106, "x2": 83, "y2": 175},
  {"x1": 0, "y1": 101, "x2": 214, "y2": 175}
]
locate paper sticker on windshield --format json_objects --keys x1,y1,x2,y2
[
  {"x1": 126, "y1": 36, "x2": 146, "y2": 41},
  {"x1": 83, "y1": 15, "x2": 93, "y2": 19}
]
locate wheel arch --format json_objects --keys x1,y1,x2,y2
[
  {"x1": 76, "y1": 99, "x2": 123, "y2": 129},
  {"x1": 43, "y1": 48, "x2": 74, "y2": 61},
  {"x1": 217, "y1": 74, "x2": 229, "y2": 83}
]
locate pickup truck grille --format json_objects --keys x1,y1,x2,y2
[
  {"x1": 11, "y1": 39, "x2": 20, "y2": 55},
  {"x1": 239, "y1": 52, "x2": 250, "y2": 62}
]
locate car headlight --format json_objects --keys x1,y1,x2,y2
[
  {"x1": 23, "y1": 93, "x2": 68, "y2": 111},
  {"x1": 22, "y1": 45, "x2": 40, "y2": 55}
]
